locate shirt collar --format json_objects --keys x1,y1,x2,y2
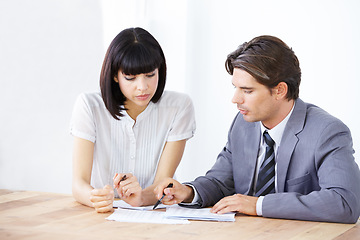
[
  {"x1": 260, "y1": 102, "x2": 295, "y2": 147},
  {"x1": 122, "y1": 101, "x2": 155, "y2": 123}
]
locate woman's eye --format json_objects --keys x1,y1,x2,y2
[
  {"x1": 124, "y1": 76, "x2": 135, "y2": 81},
  {"x1": 244, "y1": 90, "x2": 253, "y2": 94},
  {"x1": 146, "y1": 73, "x2": 155, "y2": 78}
]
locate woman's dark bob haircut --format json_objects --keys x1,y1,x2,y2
[{"x1": 100, "y1": 27, "x2": 166, "y2": 119}]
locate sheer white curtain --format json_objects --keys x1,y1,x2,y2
[
  {"x1": 100, "y1": 0, "x2": 360, "y2": 182},
  {"x1": 0, "y1": 0, "x2": 358, "y2": 193},
  {"x1": 100, "y1": 0, "x2": 237, "y2": 181}
]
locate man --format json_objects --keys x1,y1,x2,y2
[{"x1": 154, "y1": 35, "x2": 360, "y2": 223}]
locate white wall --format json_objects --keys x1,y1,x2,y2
[
  {"x1": 0, "y1": 0, "x2": 103, "y2": 193},
  {"x1": 0, "y1": 0, "x2": 359, "y2": 193}
]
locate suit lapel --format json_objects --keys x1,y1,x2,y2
[
  {"x1": 276, "y1": 99, "x2": 306, "y2": 192},
  {"x1": 242, "y1": 122, "x2": 261, "y2": 195}
]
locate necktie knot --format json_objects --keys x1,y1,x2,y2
[{"x1": 263, "y1": 131, "x2": 274, "y2": 148}]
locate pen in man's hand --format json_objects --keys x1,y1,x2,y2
[{"x1": 153, "y1": 183, "x2": 173, "y2": 210}]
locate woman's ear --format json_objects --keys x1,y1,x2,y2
[{"x1": 114, "y1": 76, "x2": 119, "y2": 83}]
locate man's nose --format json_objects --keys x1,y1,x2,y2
[{"x1": 232, "y1": 90, "x2": 244, "y2": 104}]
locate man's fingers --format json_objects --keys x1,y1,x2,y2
[
  {"x1": 211, "y1": 194, "x2": 258, "y2": 215},
  {"x1": 211, "y1": 196, "x2": 235, "y2": 213},
  {"x1": 161, "y1": 195, "x2": 176, "y2": 205},
  {"x1": 154, "y1": 179, "x2": 175, "y2": 199}
]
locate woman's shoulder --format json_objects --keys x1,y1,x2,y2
[
  {"x1": 157, "y1": 91, "x2": 192, "y2": 107},
  {"x1": 75, "y1": 92, "x2": 104, "y2": 108}
]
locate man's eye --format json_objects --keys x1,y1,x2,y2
[{"x1": 244, "y1": 90, "x2": 253, "y2": 94}]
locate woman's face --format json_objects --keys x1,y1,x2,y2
[{"x1": 115, "y1": 68, "x2": 159, "y2": 113}]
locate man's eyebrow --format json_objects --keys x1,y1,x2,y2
[
  {"x1": 231, "y1": 83, "x2": 254, "y2": 90},
  {"x1": 239, "y1": 87, "x2": 254, "y2": 89}
]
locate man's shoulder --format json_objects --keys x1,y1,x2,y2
[
  {"x1": 305, "y1": 102, "x2": 346, "y2": 127},
  {"x1": 294, "y1": 99, "x2": 349, "y2": 133}
]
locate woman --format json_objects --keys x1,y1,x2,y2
[{"x1": 70, "y1": 27, "x2": 195, "y2": 213}]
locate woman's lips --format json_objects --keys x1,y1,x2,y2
[{"x1": 136, "y1": 94, "x2": 150, "y2": 101}]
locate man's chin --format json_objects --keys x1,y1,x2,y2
[{"x1": 242, "y1": 115, "x2": 256, "y2": 123}]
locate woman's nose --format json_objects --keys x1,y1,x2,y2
[{"x1": 136, "y1": 77, "x2": 148, "y2": 91}]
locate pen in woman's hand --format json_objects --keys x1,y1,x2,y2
[{"x1": 113, "y1": 173, "x2": 127, "y2": 189}]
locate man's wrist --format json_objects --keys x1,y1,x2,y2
[
  {"x1": 256, "y1": 196, "x2": 264, "y2": 216},
  {"x1": 182, "y1": 185, "x2": 195, "y2": 203}
]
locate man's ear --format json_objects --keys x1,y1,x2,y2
[{"x1": 275, "y1": 82, "x2": 288, "y2": 100}]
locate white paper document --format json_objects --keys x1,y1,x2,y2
[
  {"x1": 113, "y1": 200, "x2": 166, "y2": 210},
  {"x1": 165, "y1": 206, "x2": 235, "y2": 222},
  {"x1": 106, "y1": 208, "x2": 190, "y2": 224}
]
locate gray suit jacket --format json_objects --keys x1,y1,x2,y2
[{"x1": 189, "y1": 98, "x2": 360, "y2": 223}]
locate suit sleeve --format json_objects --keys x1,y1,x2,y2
[
  {"x1": 262, "y1": 120, "x2": 360, "y2": 223},
  {"x1": 184, "y1": 115, "x2": 240, "y2": 207}
]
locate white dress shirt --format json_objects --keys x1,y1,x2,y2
[
  {"x1": 70, "y1": 91, "x2": 196, "y2": 195},
  {"x1": 256, "y1": 104, "x2": 295, "y2": 215},
  {"x1": 187, "y1": 103, "x2": 295, "y2": 212}
]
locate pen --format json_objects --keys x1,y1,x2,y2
[
  {"x1": 114, "y1": 174, "x2": 127, "y2": 189},
  {"x1": 113, "y1": 174, "x2": 127, "y2": 208},
  {"x1": 153, "y1": 183, "x2": 173, "y2": 210},
  {"x1": 120, "y1": 175, "x2": 127, "y2": 182}
]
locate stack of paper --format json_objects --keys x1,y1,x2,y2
[
  {"x1": 107, "y1": 203, "x2": 236, "y2": 224},
  {"x1": 165, "y1": 206, "x2": 235, "y2": 222},
  {"x1": 113, "y1": 200, "x2": 166, "y2": 210},
  {"x1": 106, "y1": 208, "x2": 190, "y2": 224}
]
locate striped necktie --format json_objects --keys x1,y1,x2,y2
[{"x1": 255, "y1": 131, "x2": 275, "y2": 197}]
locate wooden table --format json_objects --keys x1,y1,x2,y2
[{"x1": 0, "y1": 189, "x2": 359, "y2": 240}]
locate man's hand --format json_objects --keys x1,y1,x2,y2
[
  {"x1": 211, "y1": 194, "x2": 258, "y2": 215},
  {"x1": 154, "y1": 178, "x2": 194, "y2": 205}
]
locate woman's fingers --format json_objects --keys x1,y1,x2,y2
[{"x1": 90, "y1": 185, "x2": 114, "y2": 213}]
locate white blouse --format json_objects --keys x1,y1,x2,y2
[{"x1": 70, "y1": 91, "x2": 196, "y2": 192}]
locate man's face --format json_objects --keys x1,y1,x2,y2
[{"x1": 231, "y1": 68, "x2": 280, "y2": 128}]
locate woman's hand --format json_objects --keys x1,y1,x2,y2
[
  {"x1": 113, "y1": 173, "x2": 143, "y2": 207},
  {"x1": 89, "y1": 185, "x2": 114, "y2": 213}
]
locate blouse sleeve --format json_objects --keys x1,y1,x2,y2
[
  {"x1": 69, "y1": 93, "x2": 96, "y2": 143},
  {"x1": 167, "y1": 94, "x2": 196, "y2": 142}
]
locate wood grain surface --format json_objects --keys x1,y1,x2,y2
[{"x1": 0, "y1": 189, "x2": 359, "y2": 240}]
